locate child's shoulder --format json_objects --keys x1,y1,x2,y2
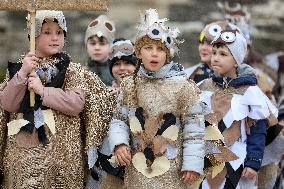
[
  {"x1": 176, "y1": 77, "x2": 201, "y2": 105},
  {"x1": 243, "y1": 85, "x2": 263, "y2": 94},
  {"x1": 67, "y1": 62, "x2": 98, "y2": 80},
  {"x1": 185, "y1": 77, "x2": 200, "y2": 93},
  {"x1": 197, "y1": 78, "x2": 214, "y2": 91},
  {"x1": 65, "y1": 62, "x2": 88, "y2": 80},
  {"x1": 233, "y1": 85, "x2": 278, "y2": 119},
  {"x1": 168, "y1": 75, "x2": 201, "y2": 94},
  {"x1": 241, "y1": 85, "x2": 268, "y2": 100},
  {"x1": 198, "y1": 78, "x2": 252, "y2": 95},
  {"x1": 240, "y1": 85, "x2": 275, "y2": 107},
  {"x1": 74, "y1": 63, "x2": 109, "y2": 90},
  {"x1": 67, "y1": 62, "x2": 84, "y2": 71}
]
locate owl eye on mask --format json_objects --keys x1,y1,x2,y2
[{"x1": 212, "y1": 30, "x2": 237, "y2": 44}]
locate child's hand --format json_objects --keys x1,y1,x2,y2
[
  {"x1": 242, "y1": 167, "x2": 257, "y2": 179},
  {"x1": 182, "y1": 171, "x2": 200, "y2": 183},
  {"x1": 114, "y1": 144, "x2": 131, "y2": 166},
  {"x1": 20, "y1": 52, "x2": 38, "y2": 77},
  {"x1": 28, "y1": 72, "x2": 44, "y2": 97}
]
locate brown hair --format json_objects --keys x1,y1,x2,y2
[{"x1": 212, "y1": 42, "x2": 227, "y2": 49}]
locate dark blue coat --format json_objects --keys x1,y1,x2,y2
[{"x1": 212, "y1": 74, "x2": 266, "y2": 171}]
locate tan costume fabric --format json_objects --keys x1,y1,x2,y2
[{"x1": 0, "y1": 62, "x2": 114, "y2": 189}]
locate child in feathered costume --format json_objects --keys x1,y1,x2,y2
[
  {"x1": 0, "y1": 10, "x2": 114, "y2": 188},
  {"x1": 199, "y1": 25, "x2": 278, "y2": 189},
  {"x1": 108, "y1": 9, "x2": 206, "y2": 188}
]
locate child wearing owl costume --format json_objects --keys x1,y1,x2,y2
[
  {"x1": 0, "y1": 10, "x2": 114, "y2": 188},
  {"x1": 108, "y1": 9, "x2": 206, "y2": 189},
  {"x1": 87, "y1": 38, "x2": 137, "y2": 189},
  {"x1": 198, "y1": 24, "x2": 278, "y2": 189},
  {"x1": 185, "y1": 20, "x2": 239, "y2": 84}
]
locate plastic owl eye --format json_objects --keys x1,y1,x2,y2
[
  {"x1": 111, "y1": 45, "x2": 119, "y2": 55},
  {"x1": 221, "y1": 32, "x2": 236, "y2": 43},
  {"x1": 152, "y1": 29, "x2": 160, "y2": 35},
  {"x1": 148, "y1": 27, "x2": 162, "y2": 40},
  {"x1": 208, "y1": 24, "x2": 222, "y2": 37},
  {"x1": 105, "y1": 22, "x2": 114, "y2": 32},
  {"x1": 119, "y1": 44, "x2": 134, "y2": 55},
  {"x1": 89, "y1": 20, "x2": 99, "y2": 27},
  {"x1": 164, "y1": 36, "x2": 173, "y2": 49},
  {"x1": 166, "y1": 36, "x2": 172, "y2": 44}
]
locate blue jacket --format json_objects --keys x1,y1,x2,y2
[
  {"x1": 212, "y1": 65, "x2": 266, "y2": 171},
  {"x1": 244, "y1": 120, "x2": 267, "y2": 171}
]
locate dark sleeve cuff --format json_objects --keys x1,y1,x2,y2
[{"x1": 244, "y1": 157, "x2": 262, "y2": 171}]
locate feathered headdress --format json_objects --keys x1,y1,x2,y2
[{"x1": 135, "y1": 9, "x2": 182, "y2": 57}]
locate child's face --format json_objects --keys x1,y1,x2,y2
[
  {"x1": 198, "y1": 41, "x2": 213, "y2": 64},
  {"x1": 211, "y1": 45, "x2": 238, "y2": 78},
  {"x1": 138, "y1": 44, "x2": 167, "y2": 72},
  {"x1": 35, "y1": 20, "x2": 64, "y2": 58},
  {"x1": 112, "y1": 60, "x2": 135, "y2": 82},
  {"x1": 86, "y1": 36, "x2": 110, "y2": 63}
]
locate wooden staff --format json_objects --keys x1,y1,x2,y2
[
  {"x1": 29, "y1": 11, "x2": 36, "y2": 106},
  {"x1": 0, "y1": 0, "x2": 108, "y2": 106}
]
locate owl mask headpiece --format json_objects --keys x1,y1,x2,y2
[
  {"x1": 135, "y1": 9, "x2": 182, "y2": 58},
  {"x1": 109, "y1": 39, "x2": 135, "y2": 60},
  {"x1": 85, "y1": 15, "x2": 115, "y2": 44},
  {"x1": 109, "y1": 38, "x2": 137, "y2": 77},
  {"x1": 212, "y1": 29, "x2": 247, "y2": 65},
  {"x1": 199, "y1": 21, "x2": 230, "y2": 43}
]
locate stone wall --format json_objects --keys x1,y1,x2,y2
[{"x1": 0, "y1": 0, "x2": 283, "y2": 70}]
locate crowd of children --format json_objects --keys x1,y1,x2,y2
[{"x1": 0, "y1": 4, "x2": 283, "y2": 189}]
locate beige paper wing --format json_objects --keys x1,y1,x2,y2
[
  {"x1": 129, "y1": 116, "x2": 143, "y2": 134},
  {"x1": 42, "y1": 109, "x2": 56, "y2": 135},
  {"x1": 211, "y1": 162, "x2": 225, "y2": 178},
  {"x1": 161, "y1": 125, "x2": 179, "y2": 141},
  {"x1": 203, "y1": 125, "x2": 224, "y2": 141},
  {"x1": 132, "y1": 152, "x2": 170, "y2": 178},
  {"x1": 7, "y1": 119, "x2": 29, "y2": 136},
  {"x1": 191, "y1": 176, "x2": 204, "y2": 189},
  {"x1": 214, "y1": 146, "x2": 239, "y2": 162},
  {"x1": 132, "y1": 152, "x2": 147, "y2": 174},
  {"x1": 150, "y1": 156, "x2": 171, "y2": 177}
]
